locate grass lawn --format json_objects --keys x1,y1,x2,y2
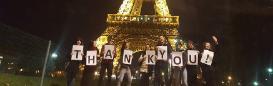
[
  {"x1": 0, "y1": 73, "x2": 69, "y2": 86},
  {"x1": 0, "y1": 73, "x2": 140, "y2": 86}
]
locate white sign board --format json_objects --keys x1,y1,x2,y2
[
  {"x1": 171, "y1": 52, "x2": 183, "y2": 66},
  {"x1": 146, "y1": 50, "x2": 156, "y2": 65},
  {"x1": 86, "y1": 50, "x2": 97, "y2": 65},
  {"x1": 103, "y1": 45, "x2": 115, "y2": 59},
  {"x1": 157, "y1": 46, "x2": 168, "y2": 61},
  {"x1": 71, "y1": 45, "x2": 83, "y2": 60},
  {"x1": 187, "y1": 50, "x2": 199, "y2": 65},
  {"x1": 201, "y1": 50, "x2": 214, "y2": 66},
  {"x1": 122, "y1": 50, "x2": 133, "y2": 65}
]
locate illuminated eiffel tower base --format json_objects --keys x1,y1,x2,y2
[{"x1": 96, "y1": 0, "x2": 180, "y2": 68}]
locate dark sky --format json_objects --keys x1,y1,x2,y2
[{"x1": 1, "y1": 0, "x2": 273, "y2": 84}]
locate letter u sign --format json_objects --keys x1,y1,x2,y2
[{"x1": 187, "y1": 50, "x2": 199, "y2": 65}]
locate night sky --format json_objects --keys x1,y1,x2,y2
[{"x1": 1, "y1": 0, "x2": 273, "y2": 84}]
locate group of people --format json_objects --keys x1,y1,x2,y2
[{"x1": 65, "y1": 35, "x2": 219, "y2": 86}]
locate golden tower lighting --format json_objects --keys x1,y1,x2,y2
[{"x1": 96, "y1": 0, "x2": 180, "y2": 70}]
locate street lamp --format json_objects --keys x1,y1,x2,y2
[
  {"x1": 227, "y1": 76, "x2": 232, "y2": 86},
  {"x1": 253, "y1": 81, "x2": 258, "y2": 86},
  {"x1": 228, "y1": 76, "x2": 232, "y2": 80},
  {"x1": 51, "y1": 53, "x2": 58, "y2": 59},
  {"x1": 19, "y1": 68, "x2": 23, "y2": 72},
  {"x1": 0, "y1": 56, "x2": 3, "y2": 64},
  {"x1": 221, "y1": 81, "x2": 225, "y2": 84}
]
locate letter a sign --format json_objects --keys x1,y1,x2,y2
[
  {"x1": 157, "y1": 46, "x2": 168, "y2": 61},
  {"x1": 171, "y1": 52, "x2": 183, "y2": 66},
  {"x1": 86, "y1": 50, "x2": 97, "y2": 65},
  {"x1": 104, "y1": 45, "x2": 114, "y2": 59},
  {"x1": 146, "y1": 50, "x2": 156, "y2": 65},
  {"x1": 122, "y1": 50, "x2": 133, "y2": 65},
  {"x1": 201, "y1": 50, "x2": 214, "y2": 66},
  {"x1": 187, "y1": 50, "x2": 199, "y2": 65},
  {"x1": 71, "y1": 45, "x2": 83, "y2": 60}
]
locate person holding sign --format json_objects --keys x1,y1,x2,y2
[
  {"x1": 200, "y1": 36, "x2": 219, "y2": 86},
  {"x1": 80, "y1": 41, "x2": 99, "y2": 86},
  {"x1": 98, "y1": 39, "x2": 116, "y2": 86},
  {"x1": 117, "y1": 42, "x2": 133, "y2": 86},
  {"x1": 71, "y1": 41, "x2": 84, "y2": 61},
  {"x1": 138, "y1": 44, "x2": 154, "y2": 86},
  {"x1": 155, "y1": 36, "x2": 172, "y2": 86},
  {"x1": 170, "y1": 40, "x2": 188, "y2": 86},
  {"x1": 170, "y1": 51, "x2": 183, "y2": 86},
  {"x1": 185, "y1": 40, "x2": 202, "y2": 86},
  {"x1": 66, "y1": 39, "x2": 83, "y2": 86},
  {"x1": 179, "y1": 41, "x2": 189, "y2": 86}
]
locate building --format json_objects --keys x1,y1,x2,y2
[{"x1": 0, "y1": 23, "x2": 49, "y2": 75}]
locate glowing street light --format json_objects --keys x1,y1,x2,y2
[
  {"x1": 227, "y1": 76, "x2": 232, "y2": 86},
  {"x1": 221, "y1": 81, "x2": 225, "y2": 84},
  {"x1": 94, "y1": 71, "x2": 99, "y2": 76},
  {"x1": 237, "y1": 82, "x2": 241, "y2": 86},
  {"x1": 228, "y1": 76, "x2": 232, "y2": 80},
  {"x1": 51, "y1": 53, "x2": 58, "y2": 59},
  {"x1": 253, "y1": 81, "x2": 259, "y2": 86},
  {"x1": 0, "y1": 56, "x2": 3, "y2": 64},
  {"x1": 19, "y1": 68, "x2": 23, "y2": 72}
]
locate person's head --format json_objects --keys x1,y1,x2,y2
[
  {"x1": 92, "y1": 41, "x2": 96, "y2": 47},
  {"x1": 176, "y1": 41, "x2": 183, "y2": 50},
  {"x1": 159, "y1": 36, "x2": 165, "y2": 43},
  {"x1": 107, "y1": 37, "x2": 113, "y2": 44},
  {"x1": 145, "y1": 44, "x2": 151, "y2": 50},
  {"x1": 151, "y1": 46, "x2": 155, "y2": 50},
  {"x1": 188, "y1": 40, "x2": 195, "y2": 49},
  {"x1": 76, "y1": 40, "x2": 82, "y2": 45},
  {"x1": 204, "y1": 42, "x2": 211, "y2": 50},
  {"x1": 125, "y1": 42, "x2": 130, "y2": 49},
  {"x1": 109, "y1": 40, "x2": 114, "y2": 45},
  {"x1": 178, "y1": 40, "x2": 184, "y2": 48}
]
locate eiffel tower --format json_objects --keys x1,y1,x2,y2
[{"x1": 96, "y1": 0, "x2": 179, "y2": 66}]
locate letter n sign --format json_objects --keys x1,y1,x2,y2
[
  {"x1": 122, "y1": 50, "x2": 133, "y2": 65},
  {"x1": 171, "y1": 52, "x2": 183, "y2": 66},
  {"x1": 86, "y1": 50, "x2": 97, "y2": 65},
  {"x1": 187, "y1": 50, "x2": 199, "y2": 65}
]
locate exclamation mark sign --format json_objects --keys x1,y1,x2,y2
[
  {"x1": 75, "y1": 50, "x2": 79, "y2": 59},
  {"x1": 205, "y1": 54, "x2": 209, "y2": 63}
]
